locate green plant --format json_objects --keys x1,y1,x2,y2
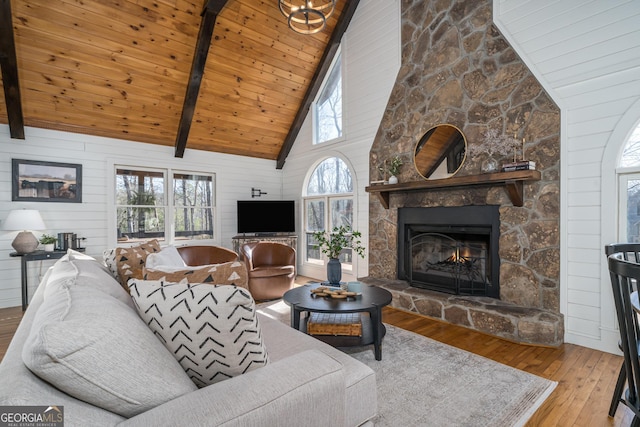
[
  {"x1": 388, "y1": 155, "x2": 403, "y2": 176},
  {"x1": 39, "y1": 234, "x2": 57, "y2": 244},
  {"x1": 312, "y1": 225, "x2": 366, "y2": 259}
]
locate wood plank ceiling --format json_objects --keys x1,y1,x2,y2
[{"x1": 0, "y1": 0, "x2": 352, "y2": 167}]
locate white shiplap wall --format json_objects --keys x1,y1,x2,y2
[
  {"x1": 281, "y1": 0, "x2": 401, "y2": 282},
  {"x1": 0, "y1": 126, "x2": 282, "y2": 308},
  {"x1": 495, "y1": 0, "x2": 640, "y2": 353}
]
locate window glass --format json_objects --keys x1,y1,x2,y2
[
  {"x1": 115, "y1": 167, "x2": 215, "y2": 244},
  {"x1": 303, "y1": 157, "x2": 355, "y2": 268},
  {"x1": 331, "y1": 198, "x2": 354, "y2": 263},
  {"x1": 305, "y1": 199, "x2": 325, "y2": 263},
  {"x1": 620, "y1": 124, "x2": 640, "y2": 167},
  {"x1": 307, "y1": 157, "x2": 352, "y2": 195},
  {"x1": 314, "y1": 50, "x2": 342, "y2": 144},
  {"x1": 626, "y1": 178, "x2": 640, "y2": 242},
  {"x1": 116, "y1": 169, "x2": 166, "y2": 242},
  {"x1": 173, "y1": 173, "x2": 214, "y2": 241}
]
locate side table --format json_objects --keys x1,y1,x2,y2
[{"x1": 10, "y1": 249, "x2": 84, "y2": 311}]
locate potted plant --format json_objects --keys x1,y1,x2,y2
[
  {"x1": 39, "y1": 234, "x2": 57, "y2": 252},
  {"x1": 312, "y1": 225, "x2": 366, "y2": 285},
  {"x1": 387, "y1": 156, "x2": 403, "y2": 184}
]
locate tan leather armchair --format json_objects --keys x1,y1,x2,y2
[
  {"x1": 177, "y1": 245, "x2": 238, "y2": 266},
  {"x1": 241, "y1": 242, "x2": 296, "y2": 301}
]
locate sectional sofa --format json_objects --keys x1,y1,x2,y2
[{"x1": 0, "y1": 249, "x2": 377, "y2": 426}]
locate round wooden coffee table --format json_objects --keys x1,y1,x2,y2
[{"x1": 282, "y1": 283, "x2": 392, "y2": 360}]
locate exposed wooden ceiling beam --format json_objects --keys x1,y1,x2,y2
[
  {"x1": 174, "y1": 0, "x2": 228, "y2": 158},
  {"x1": 0, "y1": 0, "x2": 25, "y2": 139},
  {"x1": 276, "y1": 0, "x2": 361, "y2": 169}
]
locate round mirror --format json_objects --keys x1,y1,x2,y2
[{"x1": 414, "y1": 124, "x2": 467, "y2": 180}]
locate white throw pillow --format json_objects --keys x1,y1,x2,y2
[
  {"x1": 23, "y1": 267, "x2": 197, "y2": 417},
  {"x1": 129, "y1": 279, "x2": 269, "y2": 387},
  {"x1": 145, "y1": 246, "x2": 186, "y2": 270}
]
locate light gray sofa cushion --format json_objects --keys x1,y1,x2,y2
[
  {"x1": 50, "y1": 249, "x2": 134, "y2": 307},
  {"x1": 21, "y1": 255, "x2": 197, "y2": 418},
  {"x1": 258, "y1": 314, "x2": 378, "y2": 427},
  {"x1": 128, "y1": 279, "x2": 269, "y2": 387},
  {"x1": 119, "y1": 349, "x2": 346, "y2": 427},
  {"x1": 0, "y1": 267, "x2": 126, "y2": 427}
]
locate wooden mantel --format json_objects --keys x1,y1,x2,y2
[{"x1": 365, "y1": 170, "x2": 541, "y2": 209}]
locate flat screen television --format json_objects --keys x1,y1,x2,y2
[{"x1": 237, "y1": 200, "x2": 295, "y2": 234}]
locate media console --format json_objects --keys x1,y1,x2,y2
[{"x1": 232, "y1": 234, "x2": 298, "y2": 260}]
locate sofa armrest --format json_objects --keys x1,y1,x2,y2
[{"x1": 118, "y1": 349, "x2": 346, "y2": 427}]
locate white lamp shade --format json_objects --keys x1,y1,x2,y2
[
  {"x1": 3, "y1": 210, "x2": 46, "y2": 254},
  {"x1": 3, "y1": 209, "x2": 46, "y2": 231}
]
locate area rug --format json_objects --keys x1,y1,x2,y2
[{"x1": 257, "y1": 300, "x2": 556, "y2": 427}]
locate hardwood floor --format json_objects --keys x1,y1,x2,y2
[
  {"x1": 0, "y1": 306, "x2": 23, "y2": 362},
  {"x1": 0, "y1": 300, "x2": 633, "y2": 426}
]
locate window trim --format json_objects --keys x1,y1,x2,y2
[
  {"x1": 301, "y1": 155, "x2": 359, "y2": 280},
  {"x1": 108, "y1": 160, "x2": 218, "y2": 247}
]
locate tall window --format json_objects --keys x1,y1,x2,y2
[
  {"x1": 173, "y1": 173, "x2": 215, "y2": 240},
  {"x1": 314, "y1": 49, "x2": 343, "y2": 144},
  {"x1": 304, "y1": 157, "x2": 355, "y2": 269},
  {"x1": 115, "y1": 167, "x2": 215, "y2": 244},
  {"x1": 618, "y1": 123, "x2": 640, "y2": 242}
]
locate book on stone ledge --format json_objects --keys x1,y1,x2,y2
[{"x1": 501, "y1": 160, "x2": 536, "y2": 172}]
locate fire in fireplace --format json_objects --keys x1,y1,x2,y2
[{"x1": 397, "y1": 206, "x2": 500, "y2": 298}]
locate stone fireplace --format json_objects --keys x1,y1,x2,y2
[{"x1": 363, "y1": 0, "x2": 563, "y2": 346}]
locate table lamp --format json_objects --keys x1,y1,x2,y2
[{"x1": 2, "y1": 209, "x2": 46, "y2": 254}]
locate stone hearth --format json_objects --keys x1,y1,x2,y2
[
  {"x1": 363, "y1": 277, "x2": 563, "y2": 346},
  {"x1": 366, "y1": 0, "x2": 562, "y2": 346}
]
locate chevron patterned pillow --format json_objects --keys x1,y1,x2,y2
[
  {"x1": 129, "y1": 279, "x2": 269, "y2": 388},
  {"x1": 142, "y1": 261, "x2": 248, "y2": 290}
]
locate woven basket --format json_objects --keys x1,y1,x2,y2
[{"x1": 307, "y1": 312, "x2": 362, "y2": 336}]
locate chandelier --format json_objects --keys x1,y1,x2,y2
[{"x1": 278, "y1": 0, "x2": 336, "y2": 35}]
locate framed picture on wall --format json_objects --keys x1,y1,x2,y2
[{"x1": 12, "y1": 159, "x2": 83, "y2": 203}]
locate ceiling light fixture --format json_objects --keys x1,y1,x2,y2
[{"x1": 279, "y1": 0, "x2": 336, "y2": 35}]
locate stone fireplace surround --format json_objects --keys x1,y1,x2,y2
[{"x1": 364, "y1": 0, "x2": 563, "y2": 346}]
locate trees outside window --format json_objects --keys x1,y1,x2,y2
[
  {"x1": 304, "y1": 157, "x2": 355, "y2": 268},
  {"x1": 115, "y1": 167, "x2": 215, "y2": 244},
  {"x1": 618, "y1": 123, "x2": 640, "y2": 242},
  {"x1": 314, "y1": 50, "x2": 343, "y2": 144}
]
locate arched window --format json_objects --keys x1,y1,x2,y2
[
  {"x1": 618, "y1": 123, "x2": 640, "y2": 242},
  {"x1": 303, "y1": 157, "x2": 356, "y2": 271}
]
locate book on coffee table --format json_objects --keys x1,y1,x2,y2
[{"x1": 307, "y1": 312, "x2": 362, "y2": 337}]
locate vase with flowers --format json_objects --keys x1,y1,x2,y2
[{"x1": 312, "y1": 225, "x2": 366, "y2": 285}]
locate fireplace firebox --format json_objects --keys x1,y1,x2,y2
[{"x1": 397, "y1": 206, "x2": 500, "y2": 298}]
